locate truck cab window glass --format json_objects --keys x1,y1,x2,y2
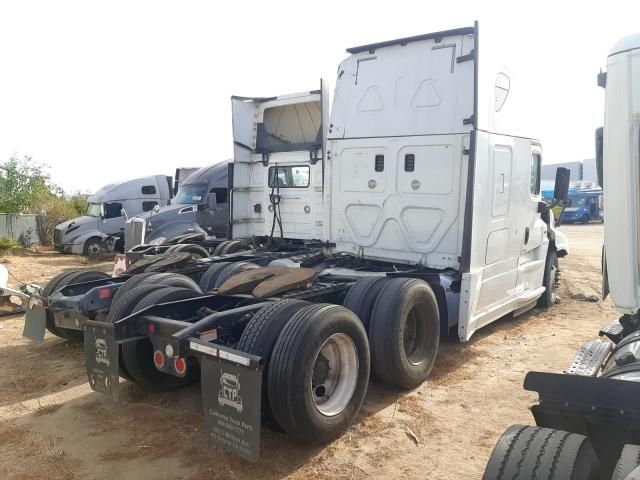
[
  {"x1": 86, "y1": 203, "x2": 102, "y2": 217},
  {"x1": 141, "y1": 185, "x2": 156, "y2": 195},
  {"x1": 103, "y1": 202, "x2": 123, "y2": 219},
  {"x1": 210, "y1": 187, "x2": 227, "y2": 204},
  {"x1": 530, "y1": 153, "x2": 541, "y2": 195},
  {"x1": 142, "y1": 201, "x2": 158, "y2": 212},
  {"x1": 268, "y1": 166, "x2": 310, "y2": 188},
  {"x1": 174, "y1": 184, "x2": 207, "y2": 204},
  {"x1": 256, "y1": 102, "x2": 321, "y2": 153}
]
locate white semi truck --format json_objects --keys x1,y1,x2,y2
[
  {"x1": 34, "y1": 23, "x2": 570, "y2": 462},
  {"x1": 483, "y1": 32, "x2": 640, "y2": 480}
]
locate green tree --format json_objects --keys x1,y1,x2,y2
[{"x1": 0, "y1": 155, "x2": 52, "y2": 214}]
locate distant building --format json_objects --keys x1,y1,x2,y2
[{"x1": 541, "y1": 159, "x2": 599, "y2": 192}]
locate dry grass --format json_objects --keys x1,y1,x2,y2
[
  {"x1": 34, "y1": 403, "x2": 62, "y2": 416},
  {"x1": 0, "y1": 420, "x2": 78, "y2": 479}
]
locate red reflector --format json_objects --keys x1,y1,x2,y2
[
  {"x1": 174, "y1": 357, "x2": 186, "y2": 375},
  {"x1": 148, "y1": 323, "x2": 155, "y2": 334},
  {"x1": 153, "y1": 350, "x2": 164, "y2": 369},
  {"x1": 98, "y1": 288, "x2": 111, "y2": 300}
]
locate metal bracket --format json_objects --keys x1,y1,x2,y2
[
  {"x1": 261, "y1": 152, "x2": 270, "y2": 167},
  {"x1": 463, "y1": 114, "x2": 475, "y2": 125},
  {"x1": 309, "y1": 147, "x2": 322, "y2": 165},
  {"x1": 456, "y1": 49, "x2": 475, "y2": 63}
]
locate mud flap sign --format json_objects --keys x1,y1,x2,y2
[
  {"x1": 22, "y1": 304, "x2": 46, "y2": 341},
  {"x1": 201, "y1": 356, "x2": 262, "y2": 462},
  {"x1": 84, "y1": 320, "x2": 119, "y2": 401}
]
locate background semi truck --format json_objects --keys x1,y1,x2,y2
[
  {"x1": 124, "y1": 161, "x2": 229, "y2": 250},
  {"x1": 54, "y1": 174, "x2": 173, "y2": 255},
  {"x1": 63, "y1": 24, "x2": 573, "y2": 463},
  {"x1": 483, "y1": 32, "x2": 640, "y2": 480}
]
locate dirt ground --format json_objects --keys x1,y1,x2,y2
[{"x1": 0, "y1": 224, "x2": 614, "y2": 479}]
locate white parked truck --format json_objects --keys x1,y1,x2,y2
[
  {"x1": 54, "y1": 175, "x2": 173, "y2": 255},
  {"x1": 484, "y1": 32, "x2": 640, "y2": 480},
  {"x1": 44, "y1": 23, "x2": 570, "y2": 462}
]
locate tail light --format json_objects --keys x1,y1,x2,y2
[
  {"x1": 98, "y1": 288, "x2": 112, "y2": 300},
  {"x1": 153, "y1": 350, "x2": 165, "y2": 369},
  {"x1": 174, "y1": 358, "x2": 187, "y2": 375}
]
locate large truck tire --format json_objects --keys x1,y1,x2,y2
[
  {"x1": 83, "y1": 237, "x2": 103, "y2": 256},
  {"x1": 268, "y1": 304, "x2": 370, "y2": 444},
  {"x1": 121, "y1": 287, "x2": 202, "y2": 391},
  {"x1": 166, "y1": 243, "x2": 210, "y2": 259},
  {"x1": 212, "y1": 241, "x2": 231, "y2": 256},
  {"x1": 342, "y1": 276, "x2": 390, "y2": 330},
  {"x1": 237, "y1": 299, "x2": 309, "y2": 428},
  {"x1": 483, "y1": 425, "x2": 600, "y2": 480},
  {"x1": 213, "y1": 262, "x2": 260, "y2": 289},
  {"x1": 198, "y1": 262, "x2": 233, "y2": 292},
  {"x1": 538, "y1": 249, "x2": 559, "y2": 309},
  {"x1": 113, "y1": 272, "x2": 201, "y2": 305},
  {"x1": 105, "y1": 283, "x2": 170, "y2": 380},
  {"x1": 220, "y1": 240, "x2": 248, "y2": 255},
  {"x1": 612, "y1": 444, "x2": 640, "y2": 480},
  {"x1": 45, "y1": 270, "x2": 110, "y2": 341},
  {"x1": 368, "y1": 278, "x2": 439, "y2": 389}
]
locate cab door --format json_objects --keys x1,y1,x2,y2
[{"x1": 515, "y1": 145, "x2": 548, "y2": 293}]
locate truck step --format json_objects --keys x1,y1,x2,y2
[
  {"x1": 565, "y1": 340, "x2": 612, "y2": 376},
  {"x1": 599, "y1": 320, "x2": 625, "y2": 344}
]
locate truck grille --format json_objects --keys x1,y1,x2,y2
[
  {"x1": 125, "y1": 218, "x2": 146, "y2": 251},
  {"x1": 53, "y1": 227, "x2": 64, "y2": 246}
]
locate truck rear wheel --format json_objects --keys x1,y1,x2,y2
[
  {"x1": 220, "y1": 240, "x2": 248, "y2": 255},
  {"x1": 212, "y1": 241, "x2": 231, "y2": 256},
  {"x1": 214, "y1": 262, "x2": 259, "y2": 289},
  {"x1": 483, "y1": 425, "x2": 600, "y2": 480},
  {"x1": 612, "y1": 444, "x2": 640, "y2": 480},
  {"x1": 198, "y1": 262, "x2": 233, "y2": 292},
  {"x1": 368, "y1": 278, "x2": 439, "y2": 389},
  {"x1": 106, "y1": 283, "x2": 170, "y2": 380},
  {"x1": 45, "y1": 270, "x2": 110, "y2": 341},
  {"x1": 538, "y1": 250, "x2": 559, "y2": 309},
  {"x1": 237, "y1": 299, "x2": 309, "y2": 429},
  {"x1": 166, "y1": 243, "x2": 210, "y2": 259},
  {"x1": 113, "y1": 272, "x2": 201, "y2": 305},
  {"x1": 121, "y1": 287, "x2": 202, "y2": 391},
  {"x1": 268, "y1": 304, "x2": 369, "y2": 444},
  {"x1": 342, "y1": 276, "x2": 390, "y2": 330}
]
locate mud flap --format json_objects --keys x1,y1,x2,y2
[
  {"x1": 199, "y1": 346, "x2": 262, "y2": 462},
  {"x1": 22, "y1": 304, "x2": 47, "y2": 341},
  {"x1": 84, "y1": 320, "x2": 120, "y2": 401}
]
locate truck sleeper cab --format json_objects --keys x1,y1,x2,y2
[
  {"x1": 74, "y1": 24, "x2": 572, "y2": 463},
  {"x1": 54, "y1": 174, "x2": 173, "y2": 255},
  {"x1": 124, "y1": 162, "x2": 230, "y2": 250}
]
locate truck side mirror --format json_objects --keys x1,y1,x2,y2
[
  {"x1": 595, "y1": 127, "x2": 604, "y2": 188},
  {"x1": 553, "y1": 167, "x2": 571, "y2": 206},
  {"x1": 207, "y1": 193, "x2": 217, "y2": 210}
]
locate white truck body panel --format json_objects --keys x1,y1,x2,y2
[
  {"x1": 325, "y1": 25, "x2": 559, "y2": 341},
  {"x1": 231, "y1": 84, "x2": 329, "y2": 241},
  {"x1": 603, "y1": 36, "x2": 640, "y2": 314}
]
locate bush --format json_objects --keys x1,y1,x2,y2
[
  {"x1": 0, "y1": 236, "x2": 18, "y2": 255},
  {"x1": 0, "y1": 155, "x2": 90, "y2": 246}
]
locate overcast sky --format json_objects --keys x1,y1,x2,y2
[{"x1": 0, "y1": 1, "x2": 637, "y2": 193}]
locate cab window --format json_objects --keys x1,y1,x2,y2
[
  {"x1": 268, "y1": 165, "x2": 310, "y2": 188},
  {"x1": 530, "y1": 153, "x2": 541, "y2": 195},
  {"x1": 103, "y1": 202, "x2": 123, "y2": 219}
]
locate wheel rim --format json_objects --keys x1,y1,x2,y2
[
  {"x1": 310, "y1": 333, "x2": 358, "y2": 417},
  {"x1": 87, "y1": 242, "x2": 101, "y2": 255},
  {"x1": 403, "y1": 304, "x2": 430, "y2": 366}
]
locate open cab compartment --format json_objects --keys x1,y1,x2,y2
[{"x1": 230, "y1": 81, "x2": 330, "y2": 243}]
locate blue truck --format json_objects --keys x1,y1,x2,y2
[{"x1": 560, "y1": 189, "x2": 603, "y2": 223}]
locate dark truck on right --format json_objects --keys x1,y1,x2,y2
[{"x1": 483, "y1": 32, "x2": 640, "y2": 480}]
